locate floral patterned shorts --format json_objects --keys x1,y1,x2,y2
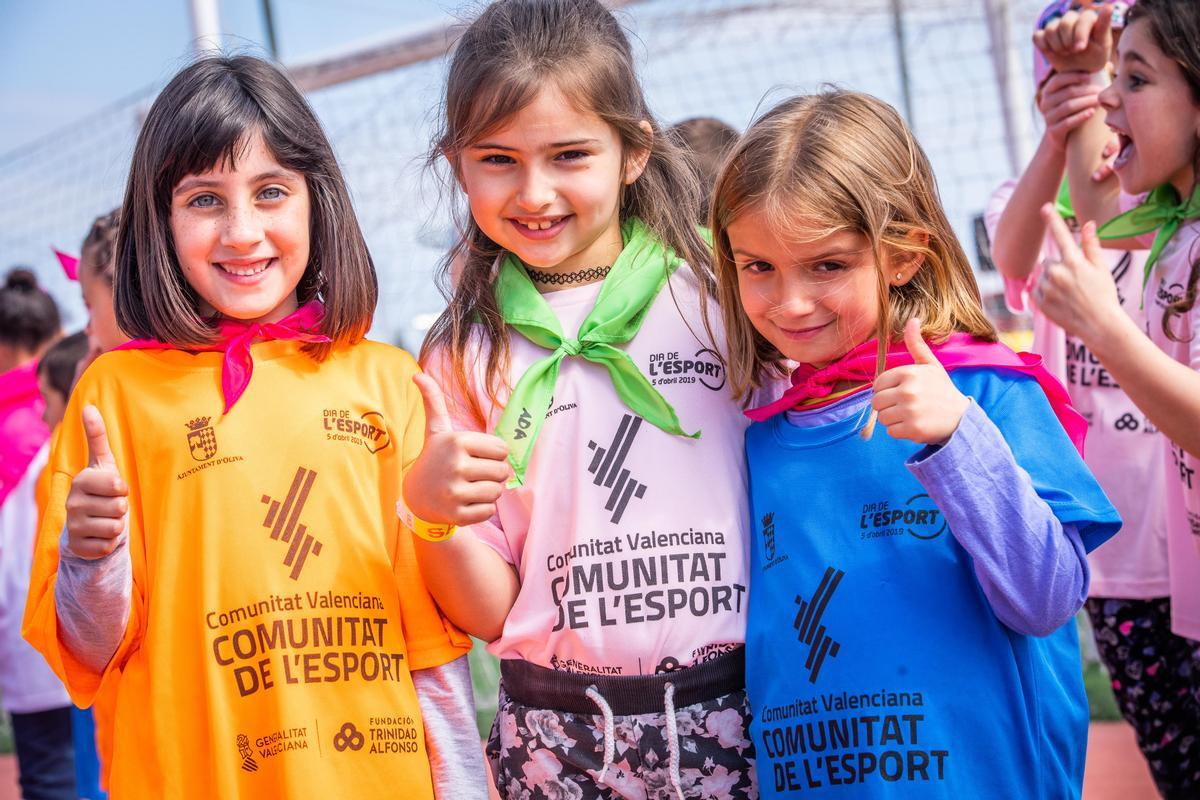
[
  {"x1": 486, "y1": 654, "x2": 758, "y2": 800},
  {"x1": 1086, "y1": 596, "x2": 1200, "y2": 799}
]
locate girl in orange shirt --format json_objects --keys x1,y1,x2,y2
[{"x1": 24, "y1": 56, "x2": 486, "y2": 799}]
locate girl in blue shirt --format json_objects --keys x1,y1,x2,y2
[{"x1": 710, "y1": 90, "x2": 1121, "y2": 799}]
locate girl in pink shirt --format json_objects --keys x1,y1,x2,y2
[
  {"x1": 1034, "y1": 1, "x2": 1200, "y2": 793},
  {"x1": 404, "y1": 2, "x2": 757, "y2": 797}
]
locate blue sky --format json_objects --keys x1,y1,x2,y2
[{"x1": 0, "y1": 0, "x2": 455, "y2": 154}]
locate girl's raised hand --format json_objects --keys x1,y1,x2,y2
[
  {"x1": 65, "y1": 406, "x2": 129, "y2": 559},
  {"x1": 404, "y1": 373, "x2": 512, "y2": 527},
  {"x1": 1035, "y1": 203, "x2": 1123, "y2": 343},
  {"x1": 872, "y1": 319, "x2": 970, "y2": 446},
  {"x1": 1033, "y1": 5, "x2": 1113, "y2": 75},
  {"x1": 1038, "y1": 71, "x2": 1104, "y2": 151}
]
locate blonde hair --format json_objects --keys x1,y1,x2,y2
[{"x1": 711, "y1": 90, "x2": 996, "y2": 402}]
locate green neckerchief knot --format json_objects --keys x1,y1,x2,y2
[
  {"x1": 1099, "y1": 183, "x2": 1200, "y2": 289},
  {"x1": 494, "y1": 218, "x2": 699, "y2": 486}
]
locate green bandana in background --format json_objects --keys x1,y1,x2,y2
[
  {"x1": 1055, "y1": 177, "x2": 1074, "y2": 221},
  {"x1": 1099, "y1": 183, "x2": 1200, "y2": 288},
  {"x1": 494, "y1": 218, "x2": 699, "y2": 486}
]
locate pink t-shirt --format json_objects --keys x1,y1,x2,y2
[
  {"x1": 1142, "y1": 218, "x2": 1200, "y2": 639},
  {"x1": 0, "y1": 361, "x2": 50, "y2": 510},
  {"x1": 431, "y1": 265, "x2": 751, "y2": 676},
  {"x1": 985, "y1": 181, "x2": 1169, "y2": 599}
]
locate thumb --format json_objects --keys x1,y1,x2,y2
[
  {"x1": 1040, "y1": 203, "x2": 1085, "y2": 265},
  {"x1": 82, "y1": 405, "x2": 117, "y2": 470},
  {"x1": 903, "y1": 318, "x2": 939, "y2": 366},
  {"x1": 413, "y1": 373, "x2": 454, "y2": 435},
  {"x1": 1080, "y1": 220, "x2": 1105, "y2": 267}
]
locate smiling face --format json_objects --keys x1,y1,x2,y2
[
  {"x1": 1102, "y1": 17, "x2": 1200, "y2": 196},
  {"x1": 169, "y1": 132, "x2": 311, "y2": 323},
  {"x1": 456, "y1": 85, "x2": 647, "y2": 277},
  {"x1": 727, "y1": 209, "x2": 888, "y2": 368}
]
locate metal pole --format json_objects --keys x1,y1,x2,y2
[
  {"x1": 260, "y1": 0, "x2": 280, "y2": 61},
  {"x1": 188, "y1": 0, "x2": 222, "y2": 55},
  {"x1": 890, "y1": 0, "x2": 916, "y2": 129},
  {"x1": 983, "y1": 0, "x2": 1036, "y2": 173}
]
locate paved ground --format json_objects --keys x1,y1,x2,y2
[{"x1": 0, "y1": 721, "x2": 1160, "y2": 799}]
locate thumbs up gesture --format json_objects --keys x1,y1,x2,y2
[
  {"x1": 1035, "y1": 204, "x2": 1123, "y2": 344},
  {"x1": 871, "y1": 319, "x2": 970, "y2": 445},
  {"x1": 403, "y1": 373, "x2": 513, "y2": 527},
  {"x1": 65, "y1": 406, "x2": 129, "y2": 559}
]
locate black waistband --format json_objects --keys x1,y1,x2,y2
[{"x1": 499, "y1": 647, "x2": 745, "y2": 716}]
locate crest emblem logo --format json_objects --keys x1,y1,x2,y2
[
  {"x1": 236, "y1": 733, "x2": 258, "y2": 772},
  {"x1": 186, "y1": 417, "x2": 217, "y2": 461}
]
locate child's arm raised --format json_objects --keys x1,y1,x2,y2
[
  {"x1": 55, "y1": 405, "x2": 132, "y2": 672},
  {"x1": 404, "y1": 374, "x2": 520, "y2": 642},
  {"x1": 874, "y1": 321, "x2": 1091, "y2": 636},
  {"x1": 1039, "y1": 207, "x2": 1200, "y2": 456},
  {"x1": 991, "y1": 72, "x2": 1103, "y2": 283},
  {"x1": 1036, "y1": 4, "x2": 1139, "y2": 240}
]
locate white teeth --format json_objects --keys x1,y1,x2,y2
[
  {"x1": 520, "y1": 218, "x2": 560, "y2": 231},
  {"x1": 219, "y1": 259, "x2": 270, "y2": 276}
]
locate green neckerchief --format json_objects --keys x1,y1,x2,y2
[
  {"x1": 1098, "y1": 183, "x2": 1200, "y2": 288},
  {"x1": 494, "y1": 218, "x2": 699, "y2": 486},
  {"x1": 1055, "y1": 177, "x2": 1074, "y2": 220}
]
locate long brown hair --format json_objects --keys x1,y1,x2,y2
[
  {"x1": 421, "y1": 0, "x2": 711, "y2": 426},
  {"x1": 711, "y1": 91, "x2": 996, "y2": 402},
  {"x1": 1128, "y1": 0, "x2": 1200, "y2": 340},
  {"x1": 114, "y1": 55, "x2": 377, "y2": 358}
]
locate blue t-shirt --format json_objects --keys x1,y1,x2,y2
[{"x1": 745, "y1": 368, "x2": 1119, "y2": 799}]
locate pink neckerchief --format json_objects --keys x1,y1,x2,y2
[
  {"x1": 0, "y1": 361, "x2": 50, "y2": 508},
  {"x1": 116, "y1": 300, "x2": 330, "y2": 413},
  {"x1": 746, "y1": 333, "x2": 1087, "y2": 456}
]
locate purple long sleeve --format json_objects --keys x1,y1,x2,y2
[{"x1": 907, "y1": 401, "x2": 1089, "y2": 637}]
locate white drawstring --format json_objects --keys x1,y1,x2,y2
[
  {"x1": 586, "y1": 684, "x2": 615, "y2": 784},
  {"x1": 664, "y1": 682, "x2": 685, "y2": 800}
]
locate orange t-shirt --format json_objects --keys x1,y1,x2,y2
[{"x1": 24, "y1": 340, "x2": 469, "y2": 798}]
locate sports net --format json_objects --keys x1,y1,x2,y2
[{"x1": 0, "y1": 0, "x2": 1048, "y2": 339}]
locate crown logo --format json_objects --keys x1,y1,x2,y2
[{"x1": 187, "y1": 417, "x2": 211, "y2": 432}]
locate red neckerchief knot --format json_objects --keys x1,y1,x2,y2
[{"x1": 116, "y1": 300, "x2": 331, "y2": 413}]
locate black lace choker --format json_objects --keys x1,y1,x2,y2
[{"x1": 524, "y1": 265, "x2": 612, "y2": 286}]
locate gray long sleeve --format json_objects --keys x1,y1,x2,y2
[
  {"x1": 413, "y1": 654, "x2": 489, "y2": 800},
  {"x1": 54, "y1": 527, "x2": 131, "y2": 673},
  {"x1": 907, "y1": 401, "x2": 1090, "y2": 637}
]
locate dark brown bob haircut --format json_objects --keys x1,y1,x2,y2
[{"x1": 114, "y1": 55, "x2": 377, "y2": 357}]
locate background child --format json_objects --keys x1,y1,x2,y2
[
  {"x1": 0, "y1": 269, "x2": 76, "y2": 800},
  {"x1": 1035, "y1": 0, "x2": 1200, "y2": 792},
  {"x1": 22, "y1": 55, "x2": 484, "y2": 799},
  {"x1": 36, "y1": 332, "x2": 89, "y2": 429},
  {"x1": 0, "y1": 268, "x2": 59, "y2": 506},
  {"x1": 406, "y1": 1, "x2": 757, "y2": 797},
  {"x1": 989, "y1": 2, "x2": 1185, "y2": 790},
  {"x1": 667, "y1": 117, "x2": 740, "y2": 222},
  {"x1": 77, "y1": 209, "x2": 126, "y2": 366},
  {"x1": 712, "y1": 90, "x2": 1120, "y2": 798}
]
